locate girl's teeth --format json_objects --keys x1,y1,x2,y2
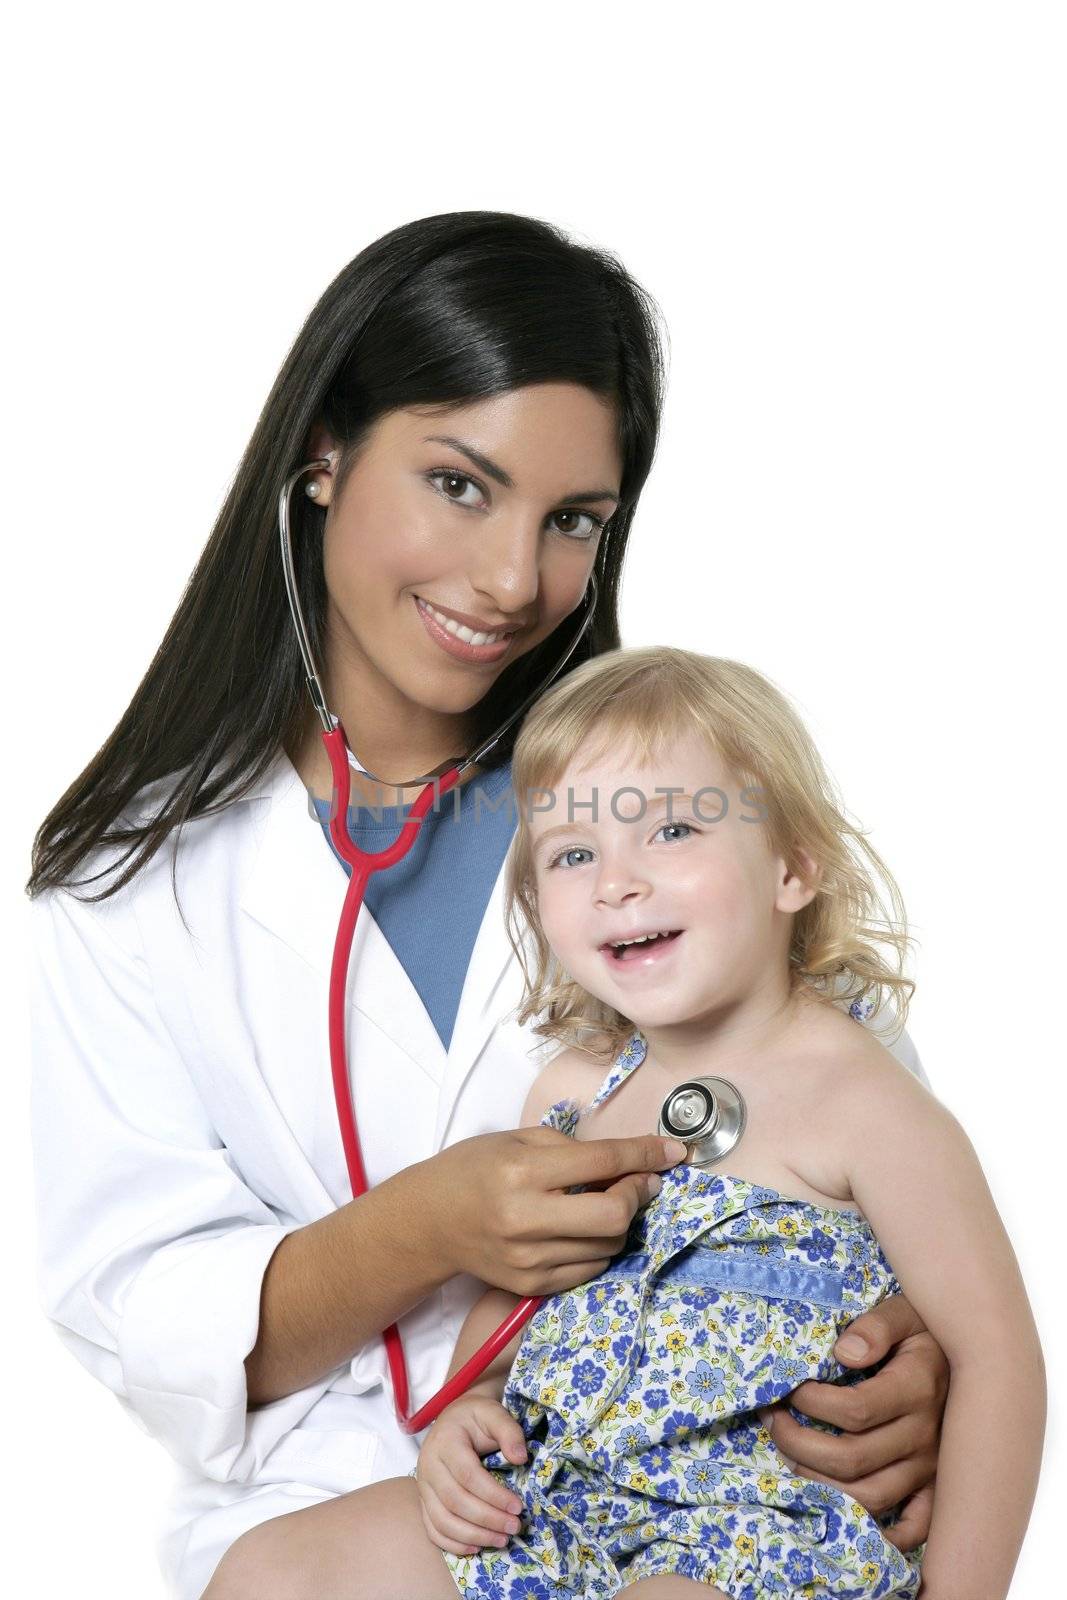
[{"x1": 418, "y1": 597, "x2": 511, "y2": 646}]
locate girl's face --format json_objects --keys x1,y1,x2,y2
[
  {"x1": 307, "y1": 383, "x2": 623, "y2": 732},
  {"x1": 527, "y1": 728, "x2": 817, "y2": 1032}
]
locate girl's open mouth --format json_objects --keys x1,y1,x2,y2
[{"x1": 601, "y1": 929, "x2": 684, "y2": 967}]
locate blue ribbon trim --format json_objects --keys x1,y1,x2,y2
[{"x1": 603, "y1": 1247, "x2": 846, "y2": 1309}]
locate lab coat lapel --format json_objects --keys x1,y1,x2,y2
[
  {"x1": 433, "y1": 851, "x2": 523, "y2": 1150},
  {"x1": 239, "y1": 752, "x2": 448, "y2": 1086}
]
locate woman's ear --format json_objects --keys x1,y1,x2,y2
[
  {"x1": 775, "y1": 847, "x2": 822, "y2": 913},
  {"x1": 304, "y1": 427, "x2": 340, "y2": 506}
]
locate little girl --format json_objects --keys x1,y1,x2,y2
[{"x1": 415, "y1": 647, "x2": 1044, "y2": 1600}]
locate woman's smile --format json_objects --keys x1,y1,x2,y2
[{"x1": 413, "y1": 594, "x2": 523, "y2": 664}]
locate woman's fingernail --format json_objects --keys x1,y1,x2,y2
[
  {"x1": 646, "y1": 1174, "x2": 663, "y2": 1197},
  {"x1": 662, "y1": 1139, "x2": 688, "y2": 1161},
  {"x1": 837, "y1": 1334, "x2": 867, "y2": 1358}
]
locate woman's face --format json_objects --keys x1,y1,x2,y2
[{"x1": 307, "y1": 383, "x2": 623, "y2": 734}]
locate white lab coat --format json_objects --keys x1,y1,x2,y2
[{"x1": 27, "y1": 749, "x2": 929, "y2": 1599}]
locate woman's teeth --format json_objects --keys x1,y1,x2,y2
[{"x1": 416, "y1": 597, "x2": 514, "y2": 647}]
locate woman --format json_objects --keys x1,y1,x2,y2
[{"x1": 27, "y1": 212, "x2": 947, "y2": 1600}]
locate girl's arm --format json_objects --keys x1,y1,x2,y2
[
  {"x1": 837, "y1": 1055, "x2": 1046, "y2": 1600},
  {"x1": 441, "y1": 1287, "x2": 527, "y2": 1399}
]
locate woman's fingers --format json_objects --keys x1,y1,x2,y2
[
  {"x1": 879, "y1": 1480, "x2": 935, "y2": 1552},
  {"x1": 529, "y1": 1128, "x2": 686, "y2": 1190},
  {"x1": 768, "y1": 1332, "x2": 947, "y2": 1436},
  {"x1": 762, "y1": 1447, "x2": 935, "y2": 1526},
  {"x1": 760, "y1": 1404, "x2": 935, "y2": 1492},
  {"x1": 833, "y1": 1292, "x2": 930, "y2": 1364}
]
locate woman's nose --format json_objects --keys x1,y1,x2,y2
[{"x1": 467, "y1": 515, "x2": 544, "y2": 616}]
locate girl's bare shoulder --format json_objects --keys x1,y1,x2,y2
[{"x1": 520, "y1": 1041, "x2": 619, "y2": 1127}]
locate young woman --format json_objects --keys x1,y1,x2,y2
[{"x1": 27, "y1": 212, "x2": 947, "y2": 1600}]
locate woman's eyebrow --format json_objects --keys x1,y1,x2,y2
[{"x1": 422, "y1": 435, "x2": 621, "y2": 506}]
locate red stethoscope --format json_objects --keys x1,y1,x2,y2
[{"x1": 279, "y1": 454, "x2": 600, "y2": 1433}]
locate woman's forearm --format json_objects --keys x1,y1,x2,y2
[
  {"x1": 444, "y1": 1288, "x2": 527, "y2": 1398},
  {"x1": 918, "y1": 1333, "x2": 1046, "y2": 1599},
  {"x1": 244, "y1": 1159, "x2": 454, "y2": 1407}
]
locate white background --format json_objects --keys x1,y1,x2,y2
[{"x1": 3, "y1": 3, "x2": 1063, "y2": 1594}]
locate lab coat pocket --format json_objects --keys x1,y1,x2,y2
[{"x1": 259, "y1": 1423, "x2": 379, "y2": 1495}]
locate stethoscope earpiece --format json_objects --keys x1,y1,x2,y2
[{"x1": 658, "y1": 1076, "x2": 747, "y2": 1166}]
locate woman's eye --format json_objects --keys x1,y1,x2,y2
[
  {"x1": 428, "y1": 470, "x2": 486, "y2": 509},
  {"x1": 550, "y1": 844, "x2": 591, "y2": 870},
  {"x1": 550, "y1": 509, "x2": 605, "y2": 541}
]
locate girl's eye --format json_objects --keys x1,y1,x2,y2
[
  {"x1": 547, "y1": 845, "x2": 593, "y2": 870},
  {"x1": 656, "y1": 822, "x2": 695, "y2": 843}
]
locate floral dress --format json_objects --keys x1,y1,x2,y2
[{"x1": 442, "y1": 1031, "x2": 924, "y2": 1599}]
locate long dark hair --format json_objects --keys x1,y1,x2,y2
[{"x1": 28, "y1": 212, "x2": 667, "y2": 903}]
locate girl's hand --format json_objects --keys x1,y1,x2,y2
[
  {"x1": 757, "y1": 1292, "x2": 947, "y2": 1551},
  {"x1": 413, "y1": 1126, "x2": 685, "y2": 1296},
  {"x1": 416, "y1": 1395, "x2": 528, "y2": 1556}
]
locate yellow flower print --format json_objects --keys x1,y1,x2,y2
[
  {"x1": 630, "y1": 1473, "x2": 652, "y2": 1494},
  {"x1": 755, "y1": 1427, "x2": 772, "y2": 1446},
  {"x1": 777, "y1": 1216, "x2": 799, "y2": 1236},
  {"x1": 542, "y1": 1386, "x2": 558, "y2": 1405},
  {"x1": 602, "y1": 1403, "x2": 621, "y2": 1425},
  {"x1": 661, "y1": 1312, "x2": 678, "y2": 1326},
  {"x1": 592, "y1": 1336, "x2": 610, "y2": 1351},
  {"x1": 666, "y1": 1329, "x2": 687, "y2": 1352},
  {"x1": 758, "y1": 1473, "x2": 778, "y2": 1494},
  {"x1": 862, "y1": 1563, "x2": 880, "y2": 1584},
  {"x1": 626, "y1": 1399, "x2": 642, "y2": 1417},
  {"x1": 736, "y1": 1533, "x2": 756, "y2": 1556}
]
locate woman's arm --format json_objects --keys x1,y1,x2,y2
[{"x1": 838, "y1": 1056, "x2": 1045, "y2": 1599}]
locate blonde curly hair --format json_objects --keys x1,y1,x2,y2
[{"x1": 503, "y1": 646, "x2": 914, "y2": 1065}]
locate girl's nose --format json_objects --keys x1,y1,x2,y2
[{"x1": 595, "y1": 866, "x2": 653, "y2": 907}]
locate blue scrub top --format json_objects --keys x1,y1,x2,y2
[{"x1": 310, "y1": 760, "x2": 517, "y2": 1051}]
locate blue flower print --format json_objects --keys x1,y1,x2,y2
[
  {"x1": 616, "y1": 1422, "x2": 650, "y2": 1454},
  {"x1": 570, "y1": 1358, "x2": 605, "y2": 1397},
  {"x1": 584, "y1": 1282, "x2": 613, "y2": 1315},
  {"x1": 442, "y1": 1030, "x2": 922, "y2": 1600},
  {"x1": 685, "y1": 1358, "x2": 726, "y2": 1403},
  {"x1": 684, "y1": 1458, "x2": 724, "y2": 1493},
  {"x1": 800, "y1": 1226, "x2": 836, "y2": 1265}
]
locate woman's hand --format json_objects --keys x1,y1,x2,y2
[
  {"x1": 416, "y1": 1395, "x2": 528, "y2": 1556},
  {"x1": 413, "y1": 1126, "x2": 685, "y2": 1297},
  {"x1": 757, "y1": 1293, "x2": 949, "y2": 1552}
]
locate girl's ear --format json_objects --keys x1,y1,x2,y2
[{"x1": 775, "y1": 847, "x2": 821, "y2": 914}]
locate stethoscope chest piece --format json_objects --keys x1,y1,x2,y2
[{"x1": 658, "y1": 1076, "x2": 747, "y2": 1166}]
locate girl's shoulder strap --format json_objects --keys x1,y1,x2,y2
[{"x1": 579, "y1": 1031, "x2": 648, "y2": 1118}]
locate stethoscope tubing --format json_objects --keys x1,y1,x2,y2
[
  {"x1": 322, "y1": 722, "x2": 543, "y2": 1432},
  {"x1": 282, "y1": 452, "x2": 600, "y2": 1433}
]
